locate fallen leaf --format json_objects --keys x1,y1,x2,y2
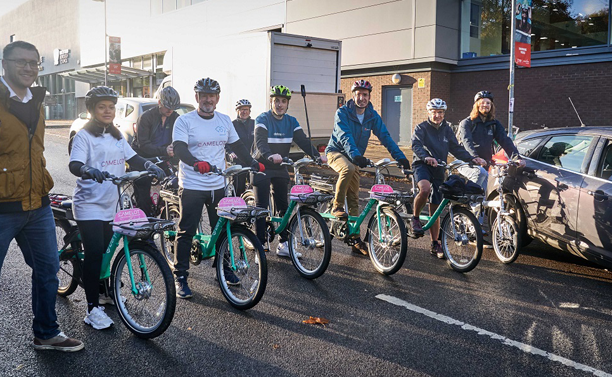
[
  {"x1": 15, "y1": 365, "x2": 25, "y2": 371},
  {"x1": 187, "y1": 327, "x2": 192, "y2": 331},
  {"x1": 302, "y1": 316, "x2": 330, "y2": 326},
  {"x1": 272, "y1": 344, "x2": 280, "y2": 349}
]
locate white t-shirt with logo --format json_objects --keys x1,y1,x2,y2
[
  {"x1": 70, "y1": 129, "x2": 137, "y2": 221},
  {"x1": 172, "y1": 110, "x2": 239, "y2": 191}
]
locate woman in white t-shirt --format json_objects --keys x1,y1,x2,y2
[{"x1": 68, "y1": 86, "x2": 165, "y2": 331}]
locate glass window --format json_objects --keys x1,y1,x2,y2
[
  {"x1": 115, "y1": 102, "x2": 126, "y2": 118},
  {"x1": 461, "y1": 0, "x2": 610, "y2": 58},
  {"x1": 536, "y1": 135, "x2": 593, "y2": 172},
  {"x1": 124, "y1": 104, "x2": 135, "y2": 118},
  {"x1": 598, "y1": 142, "x2": 612, "y2": 180},
  {"x1": 177, "y1": 0, "x2": 190, "y2": 9},
  {"x1": 517, "y1": 136, "x2": 545, "y2": 157},
  {"x1": 162, "y1": 0, "x2": 176, "y2": 13},
  {"x1": 143, "y1": 56, "x2": 152, "y2": 70},
  {"x1": 151, "y1": 0, "x2": 162, "y2": 15}
]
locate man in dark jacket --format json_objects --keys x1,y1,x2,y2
[
  {"x1": 0, "y1": 41, "x2": 83, "y2": 352},
  {"x1": 325, "y1": 80, "x2": 411, "y2": 255},
  {"x1": 411, "y1": 98, "x2": 485, "y2": 259},
  {"x1": 456, "y1": 90, "x2": 524, "y2": 194},
  {"x1": 132, "y1": 86, "x2": 181, "y2": 216},
  {"x1": 227, "y1": 99, "x2": 255, "y2": 196}
]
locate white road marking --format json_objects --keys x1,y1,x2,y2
[{"x1": 376, "y1": 294, "x2": 611, "y2": 377}]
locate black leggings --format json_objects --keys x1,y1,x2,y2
[
  {"x1": 175, "y1": 188, "x2": 224, "y2": 277},
  {"x1": 76, "y1": 220, "x2": 114, "y2": 310},
  {"x1": 253, "y1": 176, "x2": 289, "y2": 244}
]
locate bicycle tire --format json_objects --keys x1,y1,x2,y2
[
  {"x1": 440, "y1": 207, "x2": 483, "y2": 273},
  {"x1": 492, "y1": 216, "x2": 521, "y2": 264},
  {"x1": 159, "y1": 203, "x2": 180, "y2": 267},
  {"x1": 366, "y1": 206, "x2": 408, "y2": 275},
  {"x1": 111, "y1": 241, "x2": 176, "y2": 339},
  {"x1": 216, "y1": 225, "x2": 267, "y2": 310},
  {"x1": 55, "y1": 219, "x2": 81, "y2": 297},
  {"x1": 287, "y1": 207, "x2": 332, "y2": 279}
]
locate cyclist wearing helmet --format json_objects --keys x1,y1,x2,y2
[
  {"x1": 456, "y1": 91, "x2": 524, "y2": 195},
  {"x1": 69, "y1": 86, "x2": 165, "y2": 329},
  {"x1": 227, "y1": 99, "x2": 255, "y2": 196},
  {"x1": 411, "y1": 98, "x2": 485, "y2": 259},
  {"x1": 132, "y1": 86, "x2": 182, "y2": 216},
  {"x1": 252, "y1": 85, "x2": 324, "y2": 257},
  {"x1": 325, "y1": 79, "x2": 411, "y2": 256},
  {"x1": 171, "y1": 78, "x2": 263, "y2": 298}
]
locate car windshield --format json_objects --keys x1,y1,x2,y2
[{"x1": 176, "y1": 105, "x2": 195, "y2": 115}]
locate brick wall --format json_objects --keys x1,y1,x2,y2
[{"x1": 448, "y1": 61, "x2": 612, "y2": 131}]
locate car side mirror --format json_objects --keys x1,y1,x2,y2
[{"x1": 79, "y1": 112, "x2": 88, "y2": 120}]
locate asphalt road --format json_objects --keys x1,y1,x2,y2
[{"x1": 1, "y1": 125, "x2": 612, "y2": 377}]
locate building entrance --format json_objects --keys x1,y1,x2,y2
[{"x1": 382, "y1": 86, "x2": 412, "y2": 145}]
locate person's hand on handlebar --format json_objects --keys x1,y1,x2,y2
[
  {"x1": 319, "y1": 154, "x2": 328, "y2": 164},
  {"x1": 353, "y1": 155, "x2": 369, "y2": 168},
  {"x1": 251, "y1": 160, "x2": 265, "y2": 173},
  {"x1": 472, "y1": 157, "x2": 487, "y2": 167},
  {"x1": 80, "y1": 165, "x2": 110, "y2": 183},
  {"x1": 397, "y1": 158, "x2": 411, "y2": 170},
  {"x1": 144, "y1": 160, "x2": 166, "y2": 180},
  {"x1": 166, "y1": 144, "x2": 174, "y2": 157},
  {"x1": 268, "y1": 154, "x2": 282, "y2": 164},
  {"x1": 193, "y1": 161, "x2": 212, "y2": 174},
  {"x1": 516, "y1": 158, "x2": 526, "y2": 168},
  {"x1": 424, "y1": 157, "x2": 438, "y2": 167}
]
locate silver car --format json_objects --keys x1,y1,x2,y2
[{"x1": 69, "y1": 97, "x2": 195, "y2": 153}]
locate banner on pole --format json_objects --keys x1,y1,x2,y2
[
  {"x1": 514, "y1": 0, "x2": 531, "y2": 67},
  {"x1": 109, "y1": 36, "x2": 121, "y2": 74}
]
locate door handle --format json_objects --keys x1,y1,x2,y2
[{"x1": 588, "y1": 190, "x2": 609, "y2": 201}]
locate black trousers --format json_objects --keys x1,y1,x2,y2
[
  {"x1": 134, "y1": 175, "x2": 154, "y2": 217},
  {"x1": 175, "y1": 187, "x2": 224, "y2": 277},
  {"x1": 253, "y1": 175, "x2": 289, "y2": 244},
  {"x1": 76, "y1": 220, "x2": 114, "y2": 309}
]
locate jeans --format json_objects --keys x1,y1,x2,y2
[
  {"x1": 175, "y1": 188, "x2": 224, "y2": 277},
  {"x1": 457, "y1": 165, "x2": 488, "y2": 193},
  {"x1": 327, "y1": 151, "x2": 360, "y2": 216},
  {"x1": 0, "y1": 205, "x2": 60, "y2": 340},
  {"x1": 253, "y1": 174, "x2": 289, "y2": 244}
]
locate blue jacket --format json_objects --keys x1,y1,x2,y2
[
  {"x1": 457, "y1": 116, "x2": 519, "y2": 162},
  {"x1": 325, "y1": 99, "x2": 406, "y2": 162},
  {"x1": 411, "y1": 119, "x2": 475, "y2": 165}
]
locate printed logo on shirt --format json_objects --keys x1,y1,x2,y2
[
  {"x1": 116, "y1": 140, "x2": 123, "y2": 149},
  {"x1": 488, "y1": 129, "x2": 493, "y2": 136},
  {"x1": 273, "y1": 132, "x2": 286, "y2": 137},
  {"x1": 442, "y1": 136, "x2": 448, "y2": 143},
  {"x1": 197, "y1": 140, "x2": 227, "y2": 147},
  {"x1": 215, "y1": 125, "x2": 227, "y2": 135},
  {"x1": 101, "y1": 158, "x2": 125, "y2": 168}
]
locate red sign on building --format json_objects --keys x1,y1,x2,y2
[
  {"x1": 108, "y1": 36, "x2": 121, "y2": 75},
  {"x1": 515, "y1": 42, "x2": 531, "y2": 67}
]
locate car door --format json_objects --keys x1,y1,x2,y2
[
  {"x1": 521, "y1": 134, "x2": 594, "y2": 247},
  {"x1": 579, "y1": 137, "x2": 612, "y2": 263}
]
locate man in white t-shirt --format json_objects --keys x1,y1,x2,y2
[{"x1": 171, "y1": 78, "x2": 263, "y2": 298}]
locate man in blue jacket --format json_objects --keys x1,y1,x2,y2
[
  {"x1": 411, "y1": 98, "x2": 486, "y2": 258},
  {"x1": 325, "y1": 80, "x2": 411, "y2": 255}
]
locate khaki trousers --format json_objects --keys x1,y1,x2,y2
[{"x1": 327, "y1": 151, "x2": 360, "y2": 216}]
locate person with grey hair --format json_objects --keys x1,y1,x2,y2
[{"x1": 0, "y1": 40, "x2": 84, "y2": 352}]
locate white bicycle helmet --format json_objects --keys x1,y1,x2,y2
[
  {"x1": 426, "y1": 98, "x2": 447, "y2": 111},
  {"x1": 235, "y1": 99, "x2": 252, "y2": 110}
]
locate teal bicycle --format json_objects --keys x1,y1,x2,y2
[
  {"x1": 311, "y1": 158, "x2": 408, "y2": 276},
  {"x1": 397, "y1": 160, "x2": 485, "y2": 273},
  {"x1": 242, "y1": 157, "x2": 333, "y2": 279},
  {"x1": 52, "y1": 171, "x2": 176, "y2": 339},
  {"x1": 159, "y1": 165, "x2": 269, "y2": 310}
]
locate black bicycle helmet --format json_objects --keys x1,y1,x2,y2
[
  {"x1": 158, "y1": 86, "x2": 181, "y2": 110},
  {"x1": 85, "y1": 86, "x2": 118, "y2": 112},
  {"x1": 474, "y1": 90, "x2": 494, "y2": 103},
  {"x1": 270, "y1": 85, "x2": 291, "y2": 99},
  {"x1": 194, "y1": 78, "x2": 221, "y2": 94}
]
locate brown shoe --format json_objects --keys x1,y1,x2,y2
[
  {"x1": 33, "y1": 332, "x2": 84, "y2": 352},
  {"x1": 331, "y1": 207, "x2": 348, "y2": 219},
  {"x1": 351, "y1": 239, "x2": 369, "y2": 256}
]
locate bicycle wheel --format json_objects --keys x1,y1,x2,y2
[
  {"x1": 287, "y1": 207, "x2": 332, "y2": 279},
  {"x1": 158, "y1": 204, "x2": 180, "y2": 267},
  {"x1": 111, "y1": 241, "x2": 176, "y2": 339},
  {"x1": 492, "y1": 216, "x2": 521, "y2": 264},
  {"x1": 216, "y1": 225, "x2": 267, "y2": 310},
  {"x1": 366, "y1": 206, "x2": 408, "y2": 275},
  {"x1": 440, "y1": 207, "x2": 483, "y2": 273},
  {"x1": 55, "y1": 219, "x2": 81, "y2": 297}
]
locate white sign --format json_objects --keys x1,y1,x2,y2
[
  {"x1": 394, "y1": 96, "x2": 402, "y2": 102},
  {"x1": 509, "y1": 97, "x2": 515, "y2": 113},
  {"x1": 53, "y1": 48, "x2": 70, "y2": 66}
]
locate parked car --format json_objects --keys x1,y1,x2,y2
[
  {"x1": 68, "y1": 97, "x2": 195, "y2": 153},
  {"x1": 487, "y1": 126, "x2": 612, "y2": 268}
]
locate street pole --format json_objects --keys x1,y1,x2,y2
[
  {"x1": 508, "y1": 0, "x2": 516, "y2": 138},
  {"x1": 103, "y1": 0, "x2": 108, "y2": 86}
]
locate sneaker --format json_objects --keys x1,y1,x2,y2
[
  {"x1": 175, "y1": 276, "x2": 193, "y2": 299},
  {"x1": 351, "y1": 239, "x2": 369, "y2": 256},
  {"x1": 276, "y1": 241, "x2": 302, "y2": 258},
  {"x1": 84, "y1": 306, "x2": 114, "y2": 330},
  {"x1": 331, "y1": 207, "x2": 348, "y2": 219},
  {"x1": 223, "y1": 265, "x2": 241, "y2": 286},
  {"x1": 33, "y1": 332, "x2": 84, "y2": 352},
  {"x1": 411, "y1": 217, "x2": 425, "y2": 237},
  {"x1": 431, "y1": 242, "x2": 445, "y2": 259}
]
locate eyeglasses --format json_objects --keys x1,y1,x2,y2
[{"x1": 5, "y1": 59, "x2": 41, "y2": 69}]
